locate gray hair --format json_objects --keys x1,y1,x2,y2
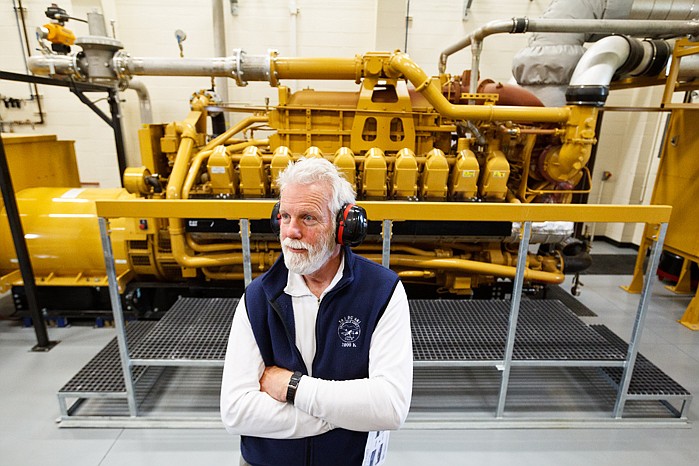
[{"x1": 276, "y1": 157, "x2": 356, "y2": 216}]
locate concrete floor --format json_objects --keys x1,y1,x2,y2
[{"x1": 1, "y1": 244, "x2": 698, "y2": 465}]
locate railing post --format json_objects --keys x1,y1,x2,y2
[
  {"x1": 496, "y1": 221, "x2": 532, "y2": 418},
  {"x1": 381, "y1": 219, "x2": 392, "y2": 268},
  {"x1": 613, "y1": 222, "x2": 668, "y2": 418},
  {"x1": 240, "y1": 218, "x2": 253, "y2": 287},
  {"x1": 99, "y1": 217, "x2": 138, "y2": 416}
]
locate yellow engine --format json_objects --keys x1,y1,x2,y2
[
  {"x1": 1, "y1": 52, "x2": 593, "y2": 302},
  {"x1": 7, "y1": 11, "x2": 699, "y2": 314}
]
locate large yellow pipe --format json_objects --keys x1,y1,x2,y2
[
  {"x1": 386, "y1": 53, "x2": 571, "y2": 123},
  {"x1": 225, "y1": 139, "x2": 269, "y2": 155},
  {"x1": 170, "y1": 219, "x2": 269, "y2": 267},
  {"x1": 165, "y1": 125, "x2": 197, "y2": 200},
  {"x1": 273, "y1": 56, "x2": 362, "y2": 81},
  {"x1": 363, "y1": 254, "x2": 565, "y2": 284},
  {"x1": 181, "y1": 149, "x2": 213, "y2": 199},
  {"x1": 201, "y1": 115, "x2": 269, "y2": 152},
  {"x1": 266, "y1": 53, "x2": 571, "y2": 123}
]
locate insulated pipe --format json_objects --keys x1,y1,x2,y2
[
  {"x1": 627, "y1": 0, "x2": 699, "y2": 20},
  {"x1": 565, "y1": 36, "x2": 672, "y2": 105},
  {"x1": 126, "y1": 79, "x2": 153, "y2": 124},
  {"x1": 568, "y1": 35, "x2": 631, "y2": 87},
  {"x1": 438, "y1": 18, "x2": 699, "y2": 75}
]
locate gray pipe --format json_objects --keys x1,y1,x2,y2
[
  {"x1": 212, "y1": 0, "x2": 229, "y2": 119},
  {"x1": 626, "y1": 0, "x2": 699, "y2": 20},
  {"x1": 114, "y1": 51, "x2": 269, "y2": 86},
  {"x1": 439, "y1": 18, "x2": 699, "y2": 76},
  {"x1": 126, "y1": 80, "x2": 153, "y2": 124},
  {"x1": 27, "y1": 54, "x2": 82, "y2": 79}
]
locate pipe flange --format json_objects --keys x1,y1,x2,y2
[
  {"x1": 70, "y1": 52, "x2": 87, "y2": 81},
  {"x1": 74, "y1": 35, "x2": 123, "y2": 52},
  {"x1": 233, "y1": 48, "x2": 247, "y2": 87},
  {"x1": 267, "y1": 49, "x2": 279, "y2": 87},
  {"x1": 641, "y1": 40, "x2": 671, "y2": 77},
  {"x1": 613, "y1": 35, "x2": 644, "y2": 79},
  {"x1": 113, "y1": 50, "x2": 132, "y2": 81},
  {"x1": 565, "y1": 85, "x2": 609, "y2": 106}
]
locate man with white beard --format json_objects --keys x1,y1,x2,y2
[{"x1": 221, "y1": 157, "x2": 413, "y2": 466}]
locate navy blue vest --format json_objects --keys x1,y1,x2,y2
[{"x1": 241, "y1": 247, "x2": 399, "y2": 466}]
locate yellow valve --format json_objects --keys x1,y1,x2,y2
[
  {"x1": 391, "y1": 148, "x2": 418, "y2": 199},
  {"x1": 421, "y1": 148, "x2": 449, "y2": 200},
  {"x1": 43, "y1": 23, "x2": 75, "y2": 46}
]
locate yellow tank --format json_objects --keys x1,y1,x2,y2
[{"x1": 0, "y1": 187, "x2": 132, "y2": 289}]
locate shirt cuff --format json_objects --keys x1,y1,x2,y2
[{"x1": 292, "y1": 374, "x2": 317, "y2": 414}]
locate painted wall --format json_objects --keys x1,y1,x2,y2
[{"x1": 0, "y1": 0, "x2": 678, "y2": 244}]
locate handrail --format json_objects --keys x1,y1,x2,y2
[{"x1": 95, "y1": 199, "x2": 672, "y2": 224}]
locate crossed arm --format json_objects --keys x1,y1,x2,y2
[{"x1": 220, "y1": 282, "x2": 413, "y2": 438}]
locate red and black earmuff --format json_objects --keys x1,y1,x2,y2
[{"x1": 270, "y1": 201, "x2": 368, "y2": 247}]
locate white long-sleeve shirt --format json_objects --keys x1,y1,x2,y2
[{"x1": 220, "y1": 259, "x2": 413, "y2": 439}]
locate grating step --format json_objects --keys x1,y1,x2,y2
[
  {"x1": 410, "y1": 299, "x2": 625, "y2": 362},
  {"x1": 129, "y1": 297, "x2": 238, "y2": 361},
  {"x1": 592, "y1": 325, "x2": 691, "y2": 397},
  {"x1": 537, "y1": 285, "x2": 596, "y2": 317},
  {"x1": 59, "y1": 321, "x2": 155, "y2": 394}
]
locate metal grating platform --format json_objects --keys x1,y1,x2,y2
[
  {"x1": 592, "y1": 325, "x2": 691, "y2": 397},
  {"x1": 59, "y1": 321, "x2": 155, "y2": 394},
  {"x1": 129, "y1": 297, "x2": 238, "y2": 361},
  {"x1": 410, "y1": 299, "x2": 625, "y2": 362},
  {"x1": 538, "y1": 285, "x2": 597, "y2": 317},
  {"x1": 57, "y1": 296, "x2": 691, "y2": 425}
]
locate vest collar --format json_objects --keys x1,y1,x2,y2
[{"x1": 261, "y1": 246, "x2": 356, "y2": 301}]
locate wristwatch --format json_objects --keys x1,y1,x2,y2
[{"x1": 286, "y1": 371, "x2": 303, "y2": 405}]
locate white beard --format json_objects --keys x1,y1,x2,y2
[{"x1": 281, "y1": 230, "x2": 336, "y2": 276}]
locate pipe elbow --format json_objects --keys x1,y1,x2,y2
[{"x1": 178, "y1": 123, "x2": 198, "y2": 140}]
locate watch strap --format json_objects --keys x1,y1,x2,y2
[{"x1": 286, "y1": 371, "x2": 303, "y2": 404}]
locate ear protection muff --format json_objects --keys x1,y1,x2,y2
[
  {"x1": 335, "y1": 203, "x2": 368, "y2": 247},
  {"x1": 270, "y1": 201, "x2": 368, "y2": 247},
  {"x1": 270, "y1": 201, "x2": 282, "y2": 235}
]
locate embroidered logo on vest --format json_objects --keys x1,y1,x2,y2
[{"x1": 338, "y1": 316, "x2": 361, "y2": 347}]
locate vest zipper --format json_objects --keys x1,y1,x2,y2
[{"x1": 268, "y1": 294, "x2": 308, "y2": 374}]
